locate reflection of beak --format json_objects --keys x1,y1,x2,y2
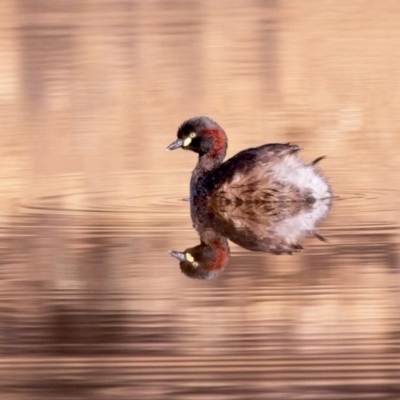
[
  {"x1": 166, "y1": 138, "x2": 184, "y2": 151},
  {"x1": 168, "y1": 250, "x2": 186, "y2": 261}
]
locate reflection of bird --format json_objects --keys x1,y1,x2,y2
[
  {"x1": 167, "y1": 116, "x2": 332, "y2": 203},
  {"x1": 191, "y1": 198, "x2": 331, "y2": 255},
  {"x1": 169, "y1": 196, "x2": 332, "y2": 280}
]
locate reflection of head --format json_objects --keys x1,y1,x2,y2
[{"x1": 169, "y1": 238, "x2": 229, "y2": 280}]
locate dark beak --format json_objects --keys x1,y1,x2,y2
[
  {"x1": 168, "y1": 250, "x2": 186, "y2": 261},
  {"x1": 166, "y1": 138, "x2": 184, "y2": 151}
]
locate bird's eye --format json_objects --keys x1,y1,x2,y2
[
  {"x1": 192, "y1": 261, "x2": 198, "y2": 268},
  {"x1": 189, "y1": 132, "x2": 196, "y2": 138}
]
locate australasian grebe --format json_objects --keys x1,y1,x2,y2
[{"x1": 167, "y1": 116, "x2": 332, "y2": 203}]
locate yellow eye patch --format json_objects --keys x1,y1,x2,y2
[
  {"x1": 183, "y1": 137, "x2": 192, "y2": 147},
  {"x1": 185, "y1": 252, "x2": 198, "y2": 268},
  {"x1": 183, "y1": 132, "x2": 196, "y2": 147},
  {"x1": 185, "y1": 252, "x2": 194, "y2": 262}
]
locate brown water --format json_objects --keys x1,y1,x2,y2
[{"x1": 1, "y1": 1, "x2": 400, "y2": 398}]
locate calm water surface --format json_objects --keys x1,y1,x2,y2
[{"x1": 1, "y1": 1, "x2": 400, "y2": 399}]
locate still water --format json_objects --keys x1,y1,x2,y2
[{"x1": 1, "y1": 1, "x2": 400, "y2": 399}]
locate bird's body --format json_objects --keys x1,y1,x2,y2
[{"x1": 167, "y1": 116, "x2": 332, "y2": 204}]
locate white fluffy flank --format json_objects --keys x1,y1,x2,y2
[
  {"x1": 272, "y1": 199, "x2": 331, "y2": 244},
  {"x1": 270, "y1": 154, "x2": 331, "y2": 200}
]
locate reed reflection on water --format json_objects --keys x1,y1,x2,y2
[{"x1": 1, "y1": 0, "x2": 400, "y2": 399}]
